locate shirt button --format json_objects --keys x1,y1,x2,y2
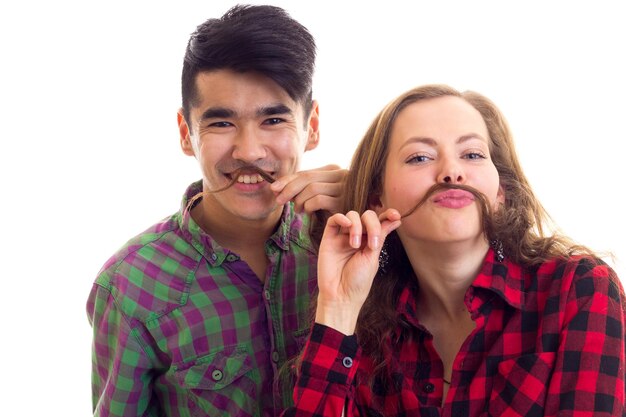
[
  {"x1": 264, "y1": 290, "x2": 271, "y2": 300},
  {"x1": 211, "y1": 369, "x2": 223, "y2": 381},
  {"x1": 226, "y1": 253, "x2": 238, "y2": 262},
  {"x1": 272, "y1": 351, "x2": 280, "y2": 363},
  {"x1": 342, "y1": 357, "x2": 354, "y2": 368},
  {"x1": 423, "y1": 382, "x2": 435, "y2": 393},
  {"x1": 211, "y1": 253, "x2": 217, "y2": 261}
]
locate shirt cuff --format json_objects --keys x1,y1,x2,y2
[{"x1": 300, "y1": 323, "x2": 360, "y2": 385}]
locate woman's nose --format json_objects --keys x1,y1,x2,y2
[{"x1": 437, "y1": 160, "x2": 464, "y2": 184}]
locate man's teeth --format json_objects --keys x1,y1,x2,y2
[{"x1": 237, "y1": 174, "x2": 265, "y2": 184}]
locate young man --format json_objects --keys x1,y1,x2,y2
[{"x1": 87, "y1": 5, "x2": 344, "y2": 416}]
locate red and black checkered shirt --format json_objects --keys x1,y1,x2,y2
[{"x1": 287, "y1": 248, "x2": 626, "y2": 416}]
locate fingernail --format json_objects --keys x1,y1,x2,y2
[
  {"x1": 371, "y1": 236, "x2": 379, "y2": 250},
  {"x1": 270, "y1": 180, "x2": 282, "y2": 191},
  {"x1": 351, "y1": 234, "x2": 361, "y2": 248}
]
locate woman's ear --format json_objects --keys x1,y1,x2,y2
[
  {"x1": 496, "y1": 184, "x2": 506, "y2": 205},
  {"x1": 368, "y1": 194, "x2": 385, "y2": 215}
]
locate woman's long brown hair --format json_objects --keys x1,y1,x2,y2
[{"x1": 311, "y1": 84, "x2": 595, "y2": 383}]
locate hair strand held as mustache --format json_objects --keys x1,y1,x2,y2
[
  {"x1": 185, "y1": 165, "x2": 276, "y2": 213},
  {"x1": 399, "y1": 183, "x2": 497, "y2": 242}
]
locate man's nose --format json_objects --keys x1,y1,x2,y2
[{"x1": 231, "y1": 127, "x2": 267, "y2": 162}]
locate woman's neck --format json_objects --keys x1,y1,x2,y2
[{"x1": 404, "y1": 239, "x2": 490, "y2": 321}]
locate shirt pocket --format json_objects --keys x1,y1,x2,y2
[
  {"x1": 174, "y1": 345, "x2": 257, "y2": 417},
  {"x1": 487, "y1": 351, "x2": 556, "y2": 417}
]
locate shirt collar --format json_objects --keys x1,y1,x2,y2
[
  {"x1": 176, "y1": 180, "x2": 312, "y2": 266},
  {"x1": 396, "y1": 247, "x2": 526, "y2": 323},
  {"x1": 471, "y1": 247, "x2": 525, "y2": 310}
]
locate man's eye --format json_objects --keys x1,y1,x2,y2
[
  {"x1": 209, "y1": 121, "x2": 233, "y2": 128},
  {"x1": 264, "y1": 118, "x2": 285, "y2": 125}
]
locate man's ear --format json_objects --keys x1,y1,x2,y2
[
  {"x1": 304, "y1": 100, "x2": 320, "y2": 152},
  {"x1": 177, "y1": 108, "x2": 195, "y2": 157}
]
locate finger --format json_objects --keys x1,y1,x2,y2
[
  {"x1": 344, "y1": 210, "x2": 362, "y2": 249},
  {"x1": 293, "y1": 181, "x2": 343, "y2": 204},
  {"x1": 381, "y1": 219, "x2": 402, "y2": 238},
  {"x1": 324, "y1": 213, "x2": 352, "y2": 231},
  {"x1": 275, "y1": 171, "x2": 346, "y2": 206},
  {"x1": 294, "y1": 184, "x2": 343, "y2": 213},
  {"x1": 378, "y1": 208, "x2": 402, "y2": 223},
  {"x1": 373, "y1": 208, "x2": 401, "y2": 250},
  {"x1": 272, "y1": 166, "x2": 347, "y2": 205},
  {"x1": 270, "y1": 164, "x2": 342, "y2": 193},
  {"x1": 360, "y1": 210, "x2": 382, "y2": 250}
]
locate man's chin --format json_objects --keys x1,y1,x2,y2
[{"x1": 233, "y1": 203, "x2": 283, "y2": 222}]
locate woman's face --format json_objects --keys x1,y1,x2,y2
[{"x1": 378, "y1": 95, "x2": 503, "y2": 246}]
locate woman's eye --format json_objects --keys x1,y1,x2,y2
[
  {"x1": 407, "y1": 154, "x2": 431, "y2": 164},
  {"x1": 463, "y1": 152, "x2": 486, "y2": 160}
]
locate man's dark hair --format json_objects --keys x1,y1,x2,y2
[{"x1": 181, "y1": 4, "x2": 316, "y2": 127}]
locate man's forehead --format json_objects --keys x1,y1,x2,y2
[{"x1": 195, "y1": 70, "x2": 294, "y2": 101}]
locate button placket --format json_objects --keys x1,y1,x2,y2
[{"x1": 342, "y1": 357, "x2": 354, "y2": 368}]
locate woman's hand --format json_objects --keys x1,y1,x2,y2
[{"x1": 315, "y1": 208, "x2": 401, "y2": 335}]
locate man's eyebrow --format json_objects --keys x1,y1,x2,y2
[
  {"x1": 200, "y1": 107, "x2": 236, "y2": 121},
  {"x1": 257, "y1": 104, "x2": 293, "y2": 117}
]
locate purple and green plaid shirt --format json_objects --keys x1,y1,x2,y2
[{"x1": 87, "y1": 181, "x2": 318, "y2": 417}]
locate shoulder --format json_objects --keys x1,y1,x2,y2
[
  {"x1": 93, "y1": 214, "x2": 203, "y2": 322},
  {"x1": 535, "y1": 256, "x2": 622, "y2": 296},
  {"x1": 529, "y1": 256, "x2": 625, "y2": 318}
]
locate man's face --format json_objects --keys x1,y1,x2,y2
[{"x1": 178, "y1": 69, "x2": 319, "y2": 223}]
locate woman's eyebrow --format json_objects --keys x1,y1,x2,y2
[
  {"x1": 398, "y1": 133, "x2": 488, "y2": 152},
  {"x1": 457, "y1": 133, "x2": 487, "y2": 143},
  {"x1": 398, "y1": 136, "x2": 437, "y2": 152}
]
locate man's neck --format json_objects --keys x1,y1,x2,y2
[
  {"x1": 190, "y1": 198, "x2": 286, "y2": 282},
  {"x1": 191, "y1": 199, "x2": 284, "y2": 250}
]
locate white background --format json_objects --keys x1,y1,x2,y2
[{"x1": 1, "y1": 1, "x2": 624, "y2": 415}]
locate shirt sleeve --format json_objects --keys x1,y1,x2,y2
[
  {"x1": 546, "y1": 259, "x2": 626, "y2": 416},
  {"x1": 284, "y1": 323, "x2": 361, "y2": 417},
  {"x1": 87, "y1": 282, "x2": 157, "y2": 417}
]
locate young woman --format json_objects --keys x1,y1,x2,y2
[{"x1": 288, "y1": 84, "x2": 625, "y2": 416}]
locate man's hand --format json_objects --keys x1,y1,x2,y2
[{"x1": 270, "y1": 164, "x2": 347, "y2": 214}]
